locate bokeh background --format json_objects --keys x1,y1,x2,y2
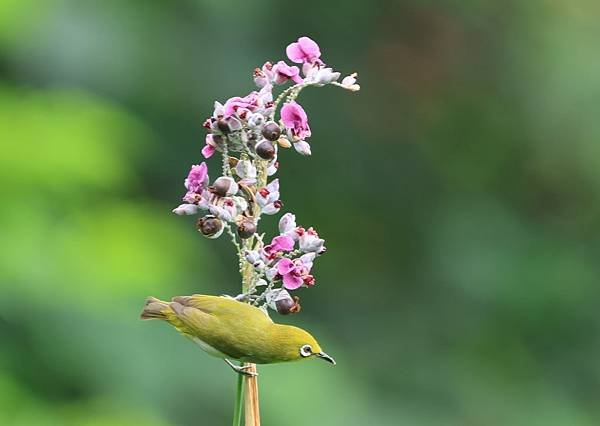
[{"x1": 1, "y1": 1, "x2": 600, "y2": 425}]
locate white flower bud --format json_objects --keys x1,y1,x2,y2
[
  {"x1": 293, "y1": 141, "x2": 312, "y2": 156},
  {"x1": 172, "y1": 204, "x2": 200, "y2": 216},
  {"x1": 279, "y1": 213, "x2": 297, "y2": 234},
  {"x1": 315, "y1": 67, "x2": 341, "y2": 85},
  {"x1": 235, "y1": 159, "x2": 257, "y2": 182}
]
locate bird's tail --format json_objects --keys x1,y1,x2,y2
[{"x1": 140, "y1": 296, "x2": 170, "y2": 320}]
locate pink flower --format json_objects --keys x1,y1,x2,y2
[
  {"x1": 256, "y1": 179, "x2": 282, "y2": 215},
  {"x1": 254, "y1": 62, "x2": 275, "y2": 87},
  {"x1": 264, "y1": 235, "x2": 295, "y2": 258},
  {"x1": 223, "y1": 92, "x2": 259, "y2": 118},
  {"x1": 202, "y1": 144, "x2": 216, "y2": 158},
  {"x1": 273, "y1": 61, "x2": 302, "y2": 84},
  {"x1": 299, "y1": 227, "x2": 325, "y2": 253},
  {"x1": 202, "y1": 134, "x2": 219, "y2": 158},
  {"x1": 184, "y1": 163, "x2": 209, "y2": 193},
  {"x1": 286, "y1": 37, "x2": 321, "y2": 64},
  {"x1": 281, "y1": 101, "x2": 311, "y2": 140},
  {"x1": 277, "y1": 254, "x2": 315, "y2": 290}
]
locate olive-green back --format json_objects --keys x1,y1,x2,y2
[{"x1": 168, "y1": 295, "x2": 302, "y2": 364}]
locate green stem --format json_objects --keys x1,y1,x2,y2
[{"x1": 233, "y1": 370, "x2": 244, "y2": 426}]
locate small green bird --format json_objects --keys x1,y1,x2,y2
[{"x1": 140, "y1": 295, "x2": 335, "y2": 375}]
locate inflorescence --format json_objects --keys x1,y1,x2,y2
[{"x1": 172, "y1": 36, "x2": 359, "y2": 315}]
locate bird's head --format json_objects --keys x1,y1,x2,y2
[{"x1": 275, "y1": 325, "x2": 336, "y2": 365}]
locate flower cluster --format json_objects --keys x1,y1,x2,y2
[{"x1": 173, "y1": 37, "x2": 358, "y2": 315}]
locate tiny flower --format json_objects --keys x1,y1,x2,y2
[
  {"x1": 262, "y1": 201, "x2": 282, "y2": 215},
  {"x1": 235, "y1": 159, "x2": 257, "y2": 183},
  {"x1": 273, "y1": 61, "x2": 303, "y2": 84},
  {"x1": 184, "y1": 163, "x2": 209, "y2": 194},
  {"x1": 202, "y1": 134, "x2": 220, "y2": 159},
  {"x1": 212, "y1": 176, "x2": 239, "y2": 197},
  {"x1": 276, "y1": 256, "x2": 314, "y2": 290},
  {"x1": 254, "y1": 62, "x2": 275, "y2": 87},
  {"x1": 281, "y1": 101, "x2": 311, "y2": 141},
  {"x1": 245, "y1": 250, "x2": 265, "y2": 270},
  {"x1": 293, "y1": 141, "x2": 312, "y2": 156},
  {"x1": 172, "y1": 203, "x2": 201, "y2": 216},
  {"x1": 340, "y1": 73, "x2": 360, "y2": 91},
  {"x1": 197, "y1": 215, "x2": 225, "y2": 239},
  {"x1": 223, "y1": 92, "x2": 259, "y2": 118},
  {"x1": 299, "y1": 227, "x2": 325, "y2": 253},
  {"x1": 286, "y1": 36, "x2": 321, "y2": 64},
  {"x1": 183, "y1": 190, "x2": 203, "y2": 204},
  {"x1": 279, "y1": 213, "x2": 297, "y2": 235},
  {"x1": 209, "y1": 197, "x2": 239, "y2": 222},
  {"x1": 264, "y1": 235, "x2": 295, "y2": 257},
  {"x1": 256, "y1": 179, "x2": 280, "y2": 207},
  {"x1": 202, "y1": 143, "x2": 216, "y2": 158},
  {"x1": 314, "y1": 67, "x2": 341, "y2": 85},
  {"x1": 255, "y1": 140, "x2": 276, "y2": 160}
]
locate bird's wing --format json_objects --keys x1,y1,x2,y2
[
  {"x1": 171, "y1": 295, "x2": 219, "y2": 314},
  {"x1": 168, "y1": 295, "x2": 247, "y2": 359}
]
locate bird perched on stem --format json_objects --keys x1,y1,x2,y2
[{"x1": 140, "y1": 295, "x2": 335, "y2": 376}]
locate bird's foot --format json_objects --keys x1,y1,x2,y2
[
  {"x1": 224, "y1": 359, "x2": 258, "y2": 377},
  {"x1": 219, "y1": 292, "x2": 257, "y2": 303}
]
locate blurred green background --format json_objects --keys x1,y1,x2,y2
[{"x1": 1, "y1": 0, "x2": 600, "y2": 425}]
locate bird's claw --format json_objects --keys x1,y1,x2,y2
[{"x1": 224, "y1": 359, "x2": 258, "y2": 377}]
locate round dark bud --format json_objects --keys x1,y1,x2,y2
[
  {"x1": 217, "y1": 119, "x2": 230, "y2": 134},
  {"x1": 213, "y1": 176, "x2": 234, "y2": 197},
  {"x1": 276, "y1": 296, "x2": 301, "y2": 315},
  {"x1": 255, "y1": 140, "x2": 276, "y2": 160},
  {"x1": 237, "y1": 218, "x2": 256, "y2": 239},
  {"x1": 275, "y1": 298, "x2": 295, "y2": 315},
  {"x1": 261, "y1": 122, "x2": 281, "y2": 141},
  {"x1": 197, "y1": 215, "x2": 223, "y2": 238}
]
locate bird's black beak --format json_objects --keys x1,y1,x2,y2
[{"x1": 316, "y1": 352, "x2": 336, "y2": 365}]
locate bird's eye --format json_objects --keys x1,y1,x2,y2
[{"x1": 300, "y1": 344, "x2": 312, "y2": 357}]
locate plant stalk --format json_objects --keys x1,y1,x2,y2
[
  {"x1": 244, "y1": 363, "x2": 260, "y2": 426},
  {"x1": 233, "y1": 371, "x2": 244, "y2": 426}
]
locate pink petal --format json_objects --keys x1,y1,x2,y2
[
  {"x1": 283, "y1": 272, "x2": 304, "y2": 290},
  {"x1": 297, "y1": 37, "x2": 321, "y2": 61},
  {"x1": 202, "y1": 144, "x2": 215, "y2": 158},
  {"x1": 277, "y1": 258, "x2": 295, "y2": 275},
  {"x1": 272, "y1": 235, "x2": 294, "y2": 252},
  {"x1": 286, "y1": 42, "x2": 305, "y2": 64}
]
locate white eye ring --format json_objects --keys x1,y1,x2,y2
[{"x1": 300, "y1": 344, "x2": 312, "y2": 357}]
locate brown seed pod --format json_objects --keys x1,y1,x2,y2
[
  {"x1": 255, "y1": 140, "x2": 276, "y2": 160},
  {"x1": 276, "y1": 296, "x2": 301, "y2": 315},
  {"x1": 212, "y1": 176, "x2": 238, "y2": 197},
  {"x1": 197, "y1": 215, "x2": 224, "y2": 239},
  {"x1": 261, "y1": 122, "x2": 281, "y2": 141},
  {"x1": 237, "y1": 217, "x2": 257, "y2": 239}
]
